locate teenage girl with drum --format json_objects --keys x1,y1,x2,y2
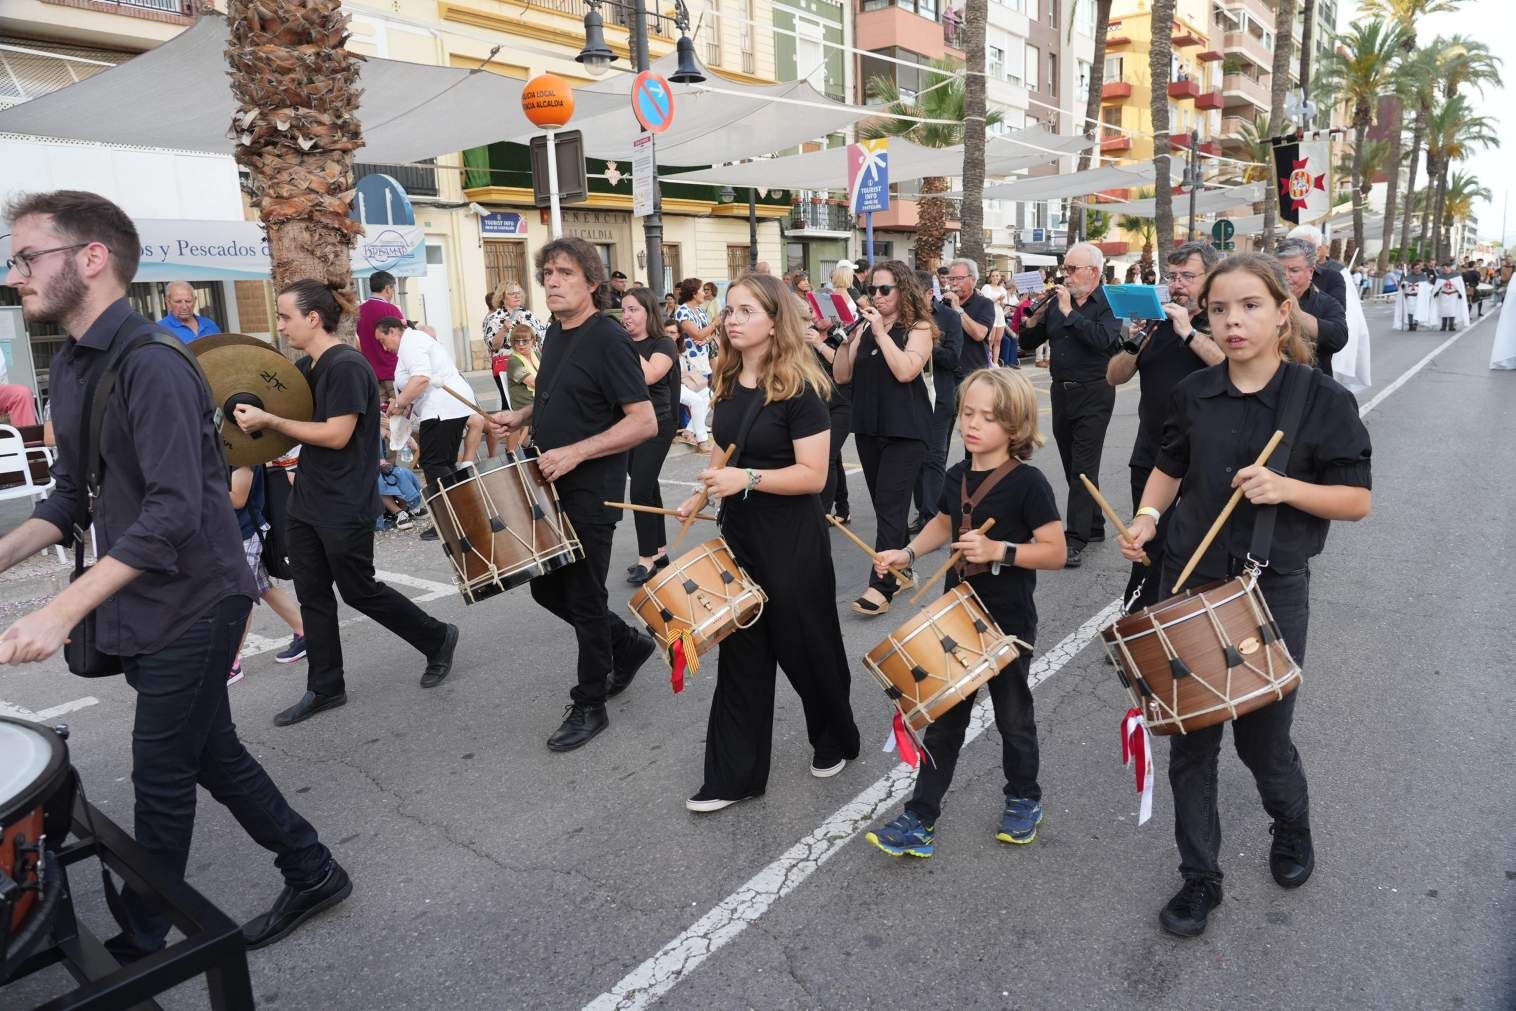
[
  {"x1": 675, "y1": 272, "x2": 861, "y2": 812},
  {"x1": 831, "y1": 260, "x2": 937, "y2": 616},
  {"x1": 863, "y1": 368, "x2": 1065, "y2": 857},
  {"x1": 1120, "y1": 253, "x2": 1372, "y2": 938}
]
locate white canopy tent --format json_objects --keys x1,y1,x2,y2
[
  {"x1": 0, "y1": 16, "x2": 876, "y2": 166},
  {"x1": 1091, "y1": 182, "x2": 1264, "y2": 217},
  {"x1": 948, "y1": 162, "x2": 1157, "y2": 202}
]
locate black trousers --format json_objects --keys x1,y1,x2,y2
[
  {"x1": 627, "y1": 426, "x2": 675, "y2": 557},
  {"x1": 288, "y1": 517, "x2": 449, "y2": 698},
  {"x1": 913, "y1": 368, "x2": 959, "y2": 522},
  {"x1": 1123, "y1": 464, "x2": 1175, "y2": 613},
  {"x1": 1164, "y1": 562, "x2": 1311, "y2": 885},
  {"x1": 1050, "y1": 379, "x2": 1115, "y2": 548},
  {"x1": 906, "y1": 648, "x2": 1039, "y2": 824},
  {"x1": 418, "y1": 416, "x2": 468, "y2": 483},
  {"x1": 822, "y1": 397, "x2": 852, "y2": 518},
  {"x1": 120, "y1": 595, "x2": 329, "y2": 951},
  {"x1": 855, "y1": 433, "x2": 927, "y2": 599},
  {"x1": 529, "y1": 507, "x2": 640, "y2": 706}
]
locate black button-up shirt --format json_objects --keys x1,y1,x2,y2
[
  {"x1": 31, "y1": 299, "x2": 256, "y2": 656},
  {"x1": 1297, "y1": 285, "x2": 1348, "y2": 376},
  {"x1": 1155, "y1": 361, "x2": 1372, "y2": 581},
  {"x1": 1313, "y1": 262, "x2": 1348, "y2": 310},
  {"x1": 1131, "y1": 319, "x2": 1208, "y2": 471},
  {"x1": 1018, "y1": 284, "x2": 1120, "y2": 383}
]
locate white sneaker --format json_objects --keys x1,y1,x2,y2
[
  {"x1": 227, "y1": 660, "x2": 244, "y2": 686},
  {"x1": 685, "y1": 791, "x2": 751, "y2": 813},
  {"x1": 394, "y1": 510, "x2": 415, "y2": 531},
  {"x1": 810, "y1": 758, "x2": 846, "y2": 779}
]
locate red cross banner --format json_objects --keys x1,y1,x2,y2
[{"x1": 1273, "y1": 138, "x2": 1331, "y2": 225}]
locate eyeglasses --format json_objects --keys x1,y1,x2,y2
[
  {"x1": 865, "y1": 284, "x2": 897, "y2": 297},
  {"x1": 1064, "y1": 263, "x2": 1098, "y2": 273},
  {"x1": 5, "y1": 243, "x2": 87, "y2": 279},
  {"x1": 719, "y1": 305, "x2": 766, "y2": 323},
  {"x1": 946, "y1": 273, "x2": 971, "y2": 282},
  {"x1": 1163, "y1": 270, "x2": 1202, "y2": 283}
]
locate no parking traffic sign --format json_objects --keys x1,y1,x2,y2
[{"x1": 631, "y1": 70, "x2": 675, "y2": 134}]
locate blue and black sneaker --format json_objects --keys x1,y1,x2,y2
[
  {"x1": 865, "y1": 810, "x2": 935, "y2": 858},
  {"x1": 995, "y1": 796, "x2": 1043, "y2": 845}
]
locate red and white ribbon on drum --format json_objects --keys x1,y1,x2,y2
[
  {"x1": 667, "y1": 628, "x2": 699, "y2": 694},
  {"x1": 881, "y1": 712, "x2": 921, "y2": 768},
  {"x1": 1121, "y1": 707, "x2": 1154, "y2": 825}
]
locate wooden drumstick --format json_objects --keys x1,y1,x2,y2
[
  {"x1": 604, "y1": 500, "x2": 718, "y2": 522},
  {"x1": 825, "y1": 514, "x2": 913, "y2": 589},
  {"x1": 439, "y1": 385, "x2": 495, "y2": 420},
  {"x1": 670, "y1": 444, "x2": 736, "y2": 552},
  {"x1": 908, "y1": 518, "x2": 997, "y2": 607},
  {"x1": 1078, "y1": 473, "x2": 1151, "y2": 567},
  {"x1": 1171, "y1": 429, "x2": 1285, "y2": 593}
]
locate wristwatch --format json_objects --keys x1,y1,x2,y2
[
  {"x1": 1119, "y1": 337, "x2": 1143, "y2": 355},
  {"x1": 990, "y1": 541, "x2": 1018, "y2": 575}
]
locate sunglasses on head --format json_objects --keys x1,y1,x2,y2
[{"x1": 865, "y1": 284, "x2": 896, "y2": 297}]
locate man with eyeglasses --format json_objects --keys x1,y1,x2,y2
[
  {"x1": 1275, "y1": 238, "x2": 1348, "y2": 376},
  {"x1": 941, "y1": 257, "x2": 999, "y2": 374},
  {"x1": 1106, "y1": 241, "x2": 1225, "y2": 609},
  {"x1": 1017, "y1": 242, "x2": 1121, "y2": 567}
]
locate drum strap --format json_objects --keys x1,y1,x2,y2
[
  {"x1": 1247, "y1": 361, "x2": 1311, "y2": 567},
  {"x1": 956, "y1": 457, "x2": 1020, "y2": 579}
]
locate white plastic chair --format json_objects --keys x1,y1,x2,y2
[{"x1": 0, "y1": 423, "x2": 68, "y2": 561}]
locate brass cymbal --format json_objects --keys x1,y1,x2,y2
[{"x1": 192, "y1": 333, "x2": 313, "y2": 467}]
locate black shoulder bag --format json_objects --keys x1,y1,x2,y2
[{"x1": 64, "y1": 329, "x2": 224, "y2": 678}]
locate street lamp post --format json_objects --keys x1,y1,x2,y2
[
  {"x1": 577, "y1": 0, "x2": 703, "y2": 301},
  {"x1": 748, "y1": 189, "x2": 758, "y2": 270}
]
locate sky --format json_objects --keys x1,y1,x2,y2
[{"x1": 1341, "y1": 0, "x2": 1514, "y2": 246}]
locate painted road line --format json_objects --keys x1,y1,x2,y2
[
  {"x1": 583, "y1": 600, "x2": 1123, "y2": 1011},
  {"x1": 585, "y1": 311, "x2": 1488, "y2": 1010},
  {"x1": 0, "y1": 696, "x2": 99, "y2": 722},
  {"x1": 375, "y1": 569, "x2": 457, "y2": 602}
]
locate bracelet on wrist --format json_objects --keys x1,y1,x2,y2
[
  {"x1": 1135, "y1": 506, "x2": 1162, "y2": 524},
  {"x1": 742, "y1": 468, "x2": 760, "y2": 499},
  {"x1": 904, "y1": 545, "x2": 917, "y2": 565}
]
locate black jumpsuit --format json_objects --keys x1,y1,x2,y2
[{"x1": 699, "y1": 381, "x2": 862, "y2": 799}]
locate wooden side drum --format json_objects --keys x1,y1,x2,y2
[{"x1": 629, "y1": 538, "x2": 765, "y2": 665}]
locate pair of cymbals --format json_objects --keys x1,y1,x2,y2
[{"x1": 193, "y1": 333, "x2": 313, "y2": 466}]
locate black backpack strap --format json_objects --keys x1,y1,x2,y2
[{"x1": 1248, "y1": 362, "x2": 1312, "y2": 567}]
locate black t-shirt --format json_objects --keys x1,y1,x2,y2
[
  {"x1": 1131, "y1": 319, "x2": 1208, "y2": 471},
  {"x1": 1156, "y1": 361, "x2": 1372, "y2": 581},
  {"x1": 290, "y1": 343, "x2": 382, "y2": 525},
  {"x1": 632, "y1": 333, "x2": 678, "y2": 429},
  {"x1": 959, "y1": 291, "x2": 997, "y2": 373},
  {"x1": 936, "y1": 460, "x2": 1060, "y2": 640},
  {"x1": 711, "y1": 381, "x2": 831, "y2": 474},
  {"x1": 849, "y1": 322, "x2": 934, "y2": 441},
  {"x1": 531, "y1": 312, "x2": 650, "y2": 523}
]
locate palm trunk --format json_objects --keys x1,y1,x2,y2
[
  {"x1": 958, "y1": 0, "x2": 988, "y2": 267},
  {"x1": 1149, "y1": 0, "x2": 1176, "y2": 265},
  {"x1": 916, "y1": 177, "x2": 949, "y2": 269},
  {"x1": 1298, "y1": 0, "x2": 1315, "y2": 114},
  {"x1": 1397, "y1": 122, "x2": 1421, "y2": 258},
  {"x1": 1418, "y1": 152, "x2": 1435, "y2": 259},
  {"x1": 1376, "y1": 98, "x2": 1404, "y2": 280},
  {"x1": 227, "y1": 0, "x2": 364, "y2": 347},
  {"x1": 1262, "y1": 0, "x2": 1297, "y2": 249},
  {"x1": 1068, "y1": 0, "x2": 1113, "y2": 244},
  {"x1": 1432, "y1": 160, "x2": 1449, "y2": 262},
  {"x1": 1350, "y1": 118, "x2": 1367, "y2": 261}
]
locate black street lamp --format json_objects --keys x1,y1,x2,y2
[{"x1": 577, "y1": 0, "x2": 703, "y2": 300}]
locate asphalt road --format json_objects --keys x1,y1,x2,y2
[{"x1": 2, "y1": 303, "x2": 1512, "y2": 1010}]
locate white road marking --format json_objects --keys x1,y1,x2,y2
[
  {"x1": 586, "y1": 307, "x2": 1491, "y2": 1009},
  {"x1": 584, "y1": 600, "x2": 1123, "y2": 1011},
  {"x1": 374, "y1": 569, "x2": 457, "y2": 602},
  {"x1": 0, "y1": 696, "x2": 99, "y2": 722}
]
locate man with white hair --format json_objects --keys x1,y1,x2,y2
[
  {"x1": 1285, "y1": 224, "x2": 1347, "y2": 310},
  {"x1": 1017, "y1": 241, "x2": 1120, "y2": 566},
  {"x1": 1286, "y1": 225, "x2": 1371, "y2": 388},
  {"x1": 157, "y1": 281, "x2": 221, "y2": 343},
  {"x1": 1276, "y1": 238, "x2": 1349, "y2": 376}
]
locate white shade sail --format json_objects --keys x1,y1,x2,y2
[
  {"x1": 1091, "y1": 182, "x2": 1265, "y2": 217},
  {"x1": 950, "y1": 162, "x2": 1157, "y2": 202}
]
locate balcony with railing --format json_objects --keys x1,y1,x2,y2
[
  {"x1": 528, "y1": 0, "x2": 673, "y2": 37},
  {"x1": 355, "y1": 160, "x2": 439, "y2": 198},
  {"x1": 1102, "y1": 80, "x2": 1133, "y2": 100},
  {"x1": 1219, "y1": 114, "x2": 1256, "y2": 137},
  {"x1": 1221, "y1": 72, "x2": 1269, "y2": 112},
  {"x1": 789, "y1": 199, "x2": 856, "y2": 233},
  {"x1": 1221, "y1": 28, "x2": 1272, "y2": 70}
]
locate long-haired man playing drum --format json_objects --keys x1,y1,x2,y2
[
  {"x1": 1121, "y1": 254, "x2": 1372, "y2": 938},
  {"x1": 489, "y1": 239, "x2": 658, "y2": 752}
]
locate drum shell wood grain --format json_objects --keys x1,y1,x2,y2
[
  {"x1": 629, "y1": 538, "x2": 765, "y2": 662},
  {"x1": 423, "y1": 460, "x2": 583, "y2": 604},
  {"x1": 1102, "y1": 576, "x2": 1301, "y2": 736},
  {"x1": 863, "y1": 584, "x2": 1021, "y2": 733}
]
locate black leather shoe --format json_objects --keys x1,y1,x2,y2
[
  {"x1": 608, "y1": 631, "x2": 656, "y2": 697},
  {"x1": 626, "y1": 564, "x2": 656, "y2": 586},
  {"x1": 1269, "y1": 821, "x2": 1315, "y2": 888},
  {"x1": 275, "y1": 691, "x2": 347, "y2": 727},
  {"x1": 627, "y1": 556, "x2": 670, "y2": 576},
  {"x1": 1159, "y1": 878, "x2": 1222, "y2": 938},
  {"x1": 420, "y1": 623, "x2": 459, "y2": 688},
  {"x1": 242, "y1": 861, "x2": 353, "y2": 950},
  {"x1": 419, "y1": 527, "x2": 440, "y2": 541},
  {"x1": 547, "y1": 703, "x2": 608, "y2": 751},
  {"x1": 1065, "y1": 546, "x2": 1084, "y2": 568}
]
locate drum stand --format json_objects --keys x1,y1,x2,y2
[{"x1": 3, "y1": 793, "x2": 253, "y2": 1011}]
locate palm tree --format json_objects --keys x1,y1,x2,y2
[
  {"x1": 1396, "y1": 45, "x2": 1440, "y2": 262},
  {"x1": 227, "y1": 0, "x2": 364, "y2": 340},
  {"x1": 1428, "y1": 36, "x2": 1502, "y2": 260},
  {"x1": 959, "y1": 0, "x2": 989, "y2": 268},
  {"x1": 1068, "y1": 0, "x2": 1114, "y2": 244},
  {"x1": 1116, "y1": 188, "x2": 1158, "y2": 269},
  {"x1": 1262, "y1": 0, "x2": 1297, "y2": 248},
  {"x1": 1442, "y1": 169, "x2": 1491, "y2": 253},
  {"x1": 1148, "y1": 0, "x2": 1176, "y2": 264},
  {"x1": 1317, "y1": 20, "x2": 1407, "y2": 264},
  {"x1": 861, "y1": 62, "x2": 1000, "y2": 269},
  {"x1": 1424, "y1": 96, "x2": 1496, "y2": 261},
  {"x1": 1298, "y1": 0, "x2": 1316, "y2": 108},
  {"x1": 1358, "y1": 0, "x2": 1466, "y2": 23}
]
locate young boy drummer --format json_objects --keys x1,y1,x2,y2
[
  {"x1": 1121, "y1": 253, "x2": 1372, "y2": 938},
  {"x1": 864, "y1": 368, "x2": 1065, "y2": 857}
]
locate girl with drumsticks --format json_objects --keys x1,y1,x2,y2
[
  {"x1": 1120, "y1": 253, "x2": 1372, "y2": 938},
  {"x1": 862, "y1": 368, "x2": 1065, "y2": 857},
  {"x1": 675, "y1": 272, "x2": 861, "y2": 813}
]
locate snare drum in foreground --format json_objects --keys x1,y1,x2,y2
[
  {"x1": 629, "y1": 538, "x2": 765, "y2": 665},
  {"x1": 423, "y1": 458, "x2": 584, "y2": 604},
  {"x1": 1102, "y1": 570, "x2": 1300, "y2": 736},
  {"x1": 864, "y1": 584, "x2": 1026, "y2": 734},
  {"x1": 2, "y1": 717, "x2": 73, "y2": 982}
]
